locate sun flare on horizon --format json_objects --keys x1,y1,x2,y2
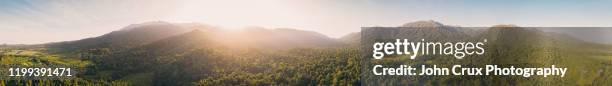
[{"x1": 2, "y1": 0, "x2": 612, "y2": 44}]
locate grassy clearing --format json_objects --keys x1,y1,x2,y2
[{"x1": 0, "y1": 49, "x2": 91, "y2": 67}]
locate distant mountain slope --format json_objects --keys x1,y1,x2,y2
[
  {"x1": 46, "y1": 21, "x2": 343, "y2": 54},
  {"x1": 339, "y1": 32, "x2": 360, "y2": 44},
  {"x1": 361, "y1": 20, "x2": 469, "y2": 43},
  {"x1": 93, "y1": 29, "x2": 215, "y2": 73},
  {"x1": 45, "y1": 21, "x2": 211, "y2": 53}
]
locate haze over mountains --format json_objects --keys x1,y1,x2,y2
[
  {"x1": 45, "y1": 20, "x2": 610, "y2": 53},
  {"x1": 45, "y1": 21, "x2": 347, "y2": 54}
]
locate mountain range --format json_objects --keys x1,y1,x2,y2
[{"x1": 45, "y1": 21, "x2": 346, "y2": 54}]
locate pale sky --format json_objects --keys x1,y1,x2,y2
[{"x1": 1, "y1": 0, "x2": 612, "y2": 44}]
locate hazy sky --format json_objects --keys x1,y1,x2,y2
[{"x1": 1, "y1": 0, "x2": 612, "y2": 44}]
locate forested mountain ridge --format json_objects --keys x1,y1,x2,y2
[
  {"x1": 46, "y1": 21, "x2": 344, "y2": 55},
  {"x1": 361, "y1": 22, "x2": 612, "y2": 85},
  {"x1": 40, "y1": 21, "x2": 356, "y2": 85},
  {"x1": 45, "y1": 21, "x2": 207, "y2": 54}
]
